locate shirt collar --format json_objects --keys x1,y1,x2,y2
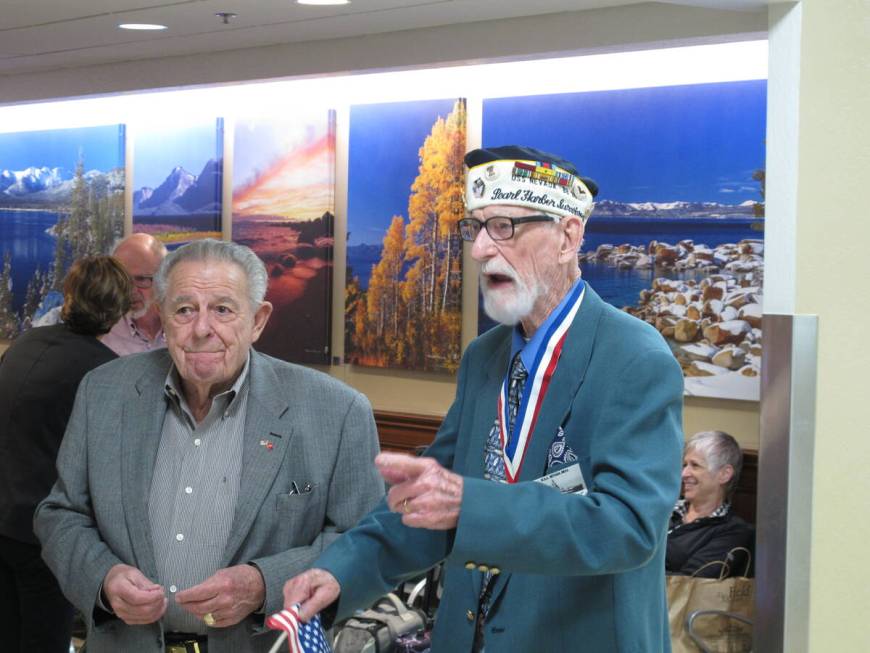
[
  {"x1": 163, "y1": 352, "x2": 251, "y2": 421},
  {"x1": 673, "y1": 498, "x2": 731, "y2": 522},
  {"x1": 510, "y1": 277, "x2": 585, "y2": 369},
  {"x1": 125, "y1": 313, "x2": 165, "y2": 343}
]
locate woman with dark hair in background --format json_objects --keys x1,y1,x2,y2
[
  {"x1": 666, "y1": 430, "x2": 755, "y2": 578},
  {"x1": 0, "y1": 256, "x2": 132, "y2": 652}
]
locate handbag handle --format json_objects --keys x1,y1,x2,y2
[
  {"x1": 686, "y1": 609, "x2": 753, "y2": 653},
  {"x1": 690, "y1": 546, "x2": 753, "y2": 580},
  {"x1": 726, "y1": 546, "x2": 753, "y2": 578},
  {"x1": 690, "y1": 560, "x2": 730, "y2": 580}
]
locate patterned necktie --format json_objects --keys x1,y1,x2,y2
[
  {"x1": 483, "y1": 351, "x2": 527, "y2": 482},
  {"x1": 506, "y1": 352, "x2": 528, "y2": 444}
]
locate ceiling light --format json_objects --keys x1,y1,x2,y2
[
  {"x1": 118, "y1": 23, "x2": 168, "y2": 31},
  {"x1": 296, "y1": 0, "x2": 351, "y2": 5}
]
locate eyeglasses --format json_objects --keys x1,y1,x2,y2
[
  {"x1": 458, "y1": 214, "x2": 559, "y2": 242},
  {"x1": 131, "y1": 275, "x2": 154, "y2": 289}
]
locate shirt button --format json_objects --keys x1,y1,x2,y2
[
  {"x1": 169, "y1": 585, "x2": 177, "y2": 593},
  {"x1": 176, "y1": 533, "x2": 184, "y2": 541},
  {"x1": 185, "y1": 487, "x2": 193, "y2": 495},
  {"x1": 194, "y1": 438, "x2": 202, "y2": 447},
  {"x1": 466, "y1": 609, "x2": 475, "y2": 622}
]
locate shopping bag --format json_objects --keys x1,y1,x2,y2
[{"x1": 666, "y1": 548, "x2": 754, "y2": 653}]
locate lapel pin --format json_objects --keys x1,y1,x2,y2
[{"x1": 259, "y1": 439, "x2": 274, "y2": 450}]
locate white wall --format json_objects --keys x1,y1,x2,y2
[{"x1": 787, "y1": 1, "x2": 870, "y2": 649}]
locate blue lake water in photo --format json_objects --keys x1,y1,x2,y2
[
  {"x1": 0, "y1": 208, "x2": 61, "y2": 311},
  {"x1": 582, "y1": 217, "x2": 763, "y2": 307},
  {"x1": 479, "y1": 217, "x2": 764, "y2": 334}
]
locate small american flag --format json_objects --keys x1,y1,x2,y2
[{"x1": 266, "y1": 605, "x2": 332, "y2": 653}]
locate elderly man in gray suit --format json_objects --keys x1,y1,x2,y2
[{"x1": 35, "y1": 239, "x2": 384, "y2": 653}]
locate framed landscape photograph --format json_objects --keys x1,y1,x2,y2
[
  {"x1": 232, "y1": 111, "x2": 336, "y2": 364},
  {"x1": 0, "y1": 124, "x2": 125, "y2": 337},
  {"x1": 132, "y1": 118, "x2": 223, "y2": 246},
  {"x1": 482, "y1": 80, "x2": 767, "y2": 400},
  {"x1": 345, "y1": 98, "x2": 466, "y2": 373}
]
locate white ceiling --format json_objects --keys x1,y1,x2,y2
[{"x1": 0, "y1": 0, "x2": 771, "y2": 78}]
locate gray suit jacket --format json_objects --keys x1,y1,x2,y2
[{"x1": 35, "y1": 349, "x2": 384, "y2": 653}]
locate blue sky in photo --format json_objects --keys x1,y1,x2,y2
[
  {"x1": 134, "y1": 118, "x2": 222, "y2": 188},
  {"x1": 482, "y1": 80, "x2": 767, "y2": 204},
  {"x1": 0, "y1": 125, "x2": 124, "y2": 172},
  {"x1": 347, "y1": 98, "x2": 458, "y2": 246}
]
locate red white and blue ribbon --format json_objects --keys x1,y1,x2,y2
[
  {"x1": 497, "y1": 281, "x2": 585, "y2": 483},
  {"x1": 266, "y1": 605, "x2": 332, "y2": 653}
]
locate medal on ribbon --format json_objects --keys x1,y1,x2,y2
[{"x1": 498, "y1": 281, "x2": 585, "y2": 482}]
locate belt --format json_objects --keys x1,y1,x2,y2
[{"x1": 164, "y1": 632, "x2": 208, "y2": 653}]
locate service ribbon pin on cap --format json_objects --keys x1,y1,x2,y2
[{"x1": 464, "y1": 146, "x2": 598, "y2": 223}]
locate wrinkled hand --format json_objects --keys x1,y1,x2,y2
[
  {"x1": 282, "y1": 568, "x2": 340, "y2": 622},
  {"x1": 103, "y1": 563, "x2": 167, "y2": 625},
  {"x1": 376, "y1": 452, "x2": 463, "y2": 530},
  {"x1": 175, "y1": 564, "x2": 265, "y2": 628}
]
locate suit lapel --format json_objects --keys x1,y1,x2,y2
[
  {"x1": 122, "y1": 352, "x2": 173, "y2": 579},
  {"x1": 463, "y1": 334, "x2": 511, "y2": 478},
  {"x1": 221, "y1": 352, "x2": 293, "y2": 566},
  {"x1": 486, "y1": 287, "x2": 605, "y2": 608},
  {"x1": 459, "y1": 333, "x2": 510, "y2": 601}
]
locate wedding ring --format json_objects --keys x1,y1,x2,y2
[
  {"x1": 204, "y1": 612, "x2": 216, "y2": 626},
  {"x1": 402, "y1": 498, "x2": 410, "y2": 514}
]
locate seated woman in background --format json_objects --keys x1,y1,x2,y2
[
  {"x1": 0, "y1": 256, "x2": 131, "y2": 653},
  {"x1": 666, "y1": 430, "x2": 755, "y2": 578}
]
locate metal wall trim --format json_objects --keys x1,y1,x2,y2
[{"x1": 756, "y1": 313, "x2": 817, "y2": 653}]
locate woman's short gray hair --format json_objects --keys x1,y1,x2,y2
[
  {"x1": 685, "y1": 430, "x2": 743, "y2": 498},
  {"x1": 154, "y1": 239, "x2": 268, "y2": 309}
]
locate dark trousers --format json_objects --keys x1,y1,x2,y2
[{"x1": 0, "y1": 533, "x2": 75, "y2": 653}]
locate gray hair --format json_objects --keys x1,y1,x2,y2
[
  {"x1": 154, "y1": 239, "x2": 268, "y2": 309},
  {"x1": 685, "y1": 430, "x2": 743, "y2": 498}
]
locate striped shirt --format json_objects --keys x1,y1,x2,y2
[
  {"x1": 148, "y1": 356, "x2": 250, "y2": 633},
  {"x1": 102, "y1": 313, "x2": 166, "y2": 356}
]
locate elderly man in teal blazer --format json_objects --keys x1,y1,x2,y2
[
  {"x1": 35, "y1": 239, "x2": 384, "y2": 653},
  {"x1": 284, "y1": 146, "x2": 684, "y2": 652}
]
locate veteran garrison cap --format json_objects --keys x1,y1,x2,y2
[
  {"x1": 464, "y1": 145, "x2": 598, "y2": 197},
  {"x1": 464, "y1": 145, "x2": 598, "y2": 222}
]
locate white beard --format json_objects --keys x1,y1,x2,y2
[
  {"x1": 479, "y1": 261, "x2": 541, "y2": 326},
  {"x1": 130, "y1": 300, "x2": 151, "y2": 320}
]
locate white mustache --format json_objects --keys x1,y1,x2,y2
[{"x1": 480, "y1": 260, "x2": 517, "y2": 281}]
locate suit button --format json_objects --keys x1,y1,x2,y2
[
  {"x1": 490, "y1": 567, "x2": 501, "y2": 575},
  {"x1": 465, "y1": 561, "x2": 476, "y2": 570},
  {"x1": 478, "y1": 564, "x2": 489, "y2": 573},
  {"x1": 466, "y1": 609, "x2": 475, "y2": 622}
]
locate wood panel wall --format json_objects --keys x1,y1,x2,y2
[{"x1": 373, "y1": 409, "x2": 758, "y2": 524}]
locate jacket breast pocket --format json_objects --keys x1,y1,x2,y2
[
  {"x1": 275, "y1": 490, "x2": 314, "y2": 514},
  {"x1": 274, "y1": 490, "x2": 321, "y2": 545}
]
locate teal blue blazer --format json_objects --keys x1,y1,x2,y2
[{"x1": 320, "y1": 286, "x2": 684, "y2": 652}]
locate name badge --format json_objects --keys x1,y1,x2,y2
[{"x1": 534, "y1": 463, "x2": 587, "y2": 495}]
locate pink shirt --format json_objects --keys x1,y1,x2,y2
[{"x1": 101, "y1": 314, "x2": 166, "y2": 356}]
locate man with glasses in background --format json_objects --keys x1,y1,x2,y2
[
  {"x1": 102, "y1": 233, "x2": 168, "y2": 355},
  {"x1": 283, "y1": 146, "x2": 684, "y2": 652}
]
